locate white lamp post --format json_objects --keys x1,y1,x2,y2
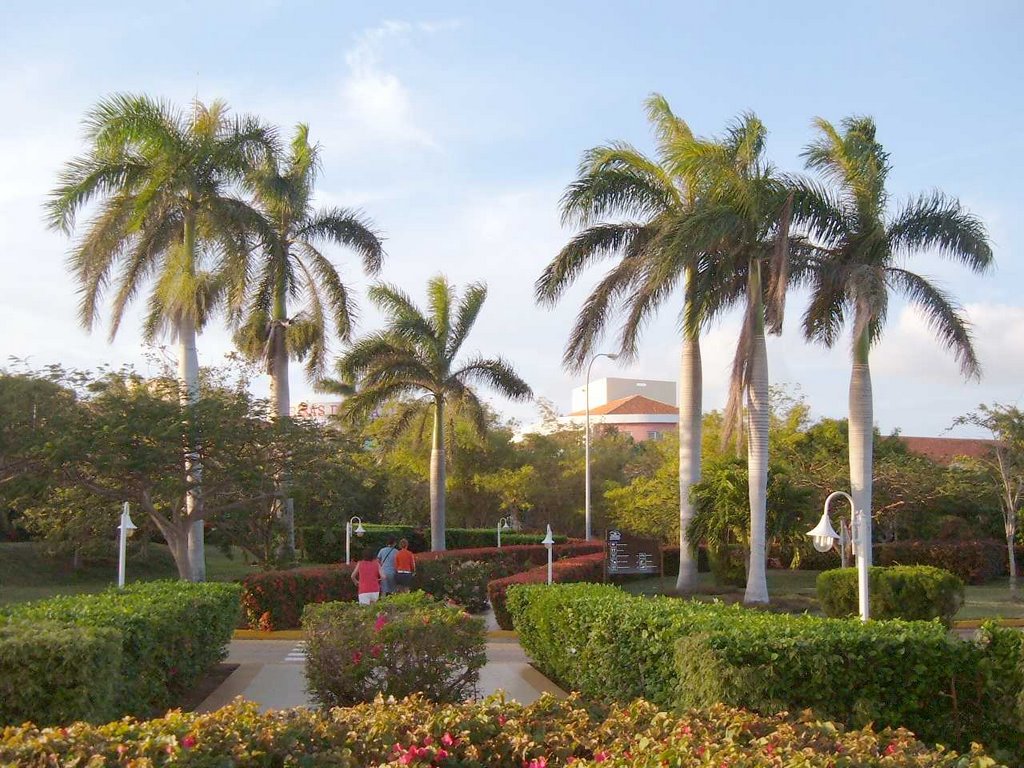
[
  {"x1": 807, "y1": 490, "x2": 870, "y2": 621},
  {"x1": 585, "y1": 352, "x2": 618, "y2": 541},
  {"x1": 345, "y1": 516, "x2": 366, "y2": 564},
  {"x1": 497, "y1": 516, "x2": 512, "y2": 548},
  {"x1": 117, "y1": 502, "x2": 136, "y2": 589},
  {"x1": 541, "y1": 524, "x2": 555, "y2": 584}
]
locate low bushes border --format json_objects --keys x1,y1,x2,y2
[{"x1": 487, "y1": 552, "x2": 605, "y2": 629}]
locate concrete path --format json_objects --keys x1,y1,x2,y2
[{"x1": 197, "y1": 634, "x2": 564, "y2": 713}]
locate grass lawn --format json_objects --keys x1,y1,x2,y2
[
  {"x1": 0, "y1": 541, "x2": 261, "y2": 606},
  {"x1": 621, "y1": 569, "x2": 1024, "y2": 621}
]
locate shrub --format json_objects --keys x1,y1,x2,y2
[
  {"x1": 817, "y1": 565, "x2": 965, "y2": 625},
  {"x1": 0, "y1": 620, "x2": 121, "y2": 726},
  {"x1": 874, "y1": 539, "x2": 1005, "y2": 585},
  {"x1": 242, "y1": 542, "x2": 603, "y2": 629},
  {"x1": 417, "y1": 559, "x2": 494, "y2": 612},
  {"x1": 488, "y1": 552, "x2": 605, "y2": 629},
  {"x1": 0, "y1": 694, "x2": 996, "y2": 767},
  {"x1": 506, "y1": 583, "x2": 1024, "y2": 761},
  {"x1": 302, "y1": 593, "x2": 486, "y2": 706},
  {"x1": 3, "y1": 581, "x2": 240, "y2": 718}
]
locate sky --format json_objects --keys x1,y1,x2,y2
[{"x1": 1, "y1": 0, "x2": 1022, "y2": 437}]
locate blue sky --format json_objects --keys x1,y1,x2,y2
[{"x1": 1, "y1": 1, "x2": 1022, "y2": 436}]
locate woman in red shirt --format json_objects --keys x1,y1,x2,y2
[{"x1": 351, "y1": 549, "x2": 383, "y2": 604}]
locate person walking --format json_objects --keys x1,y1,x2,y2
[
  {"x1": 394, "y1": 538, "x2": 416, "y2": 592},
  {"x1": 377, "y1": 537, "x2": 399, "y2": 596},
  {"x1": 351, "y1": 548, "x2": 383, "y2": 604}
]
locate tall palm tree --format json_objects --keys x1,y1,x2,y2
[
  {"x1": 47, "y1": 94, "x2": 276, "y2": 580},
  {"x1": 234, "y1": 124, "x2": 385, "y2": 556},
  {"x1": 536, "y1": 94, "x2": 711, "y2": 592},
  {"x1": 672, "y1": 114, "x2": 796, "y2": 604},
  {"x1": 336, "y1": 276, "x2": 532, "y2": 550},
  {"x1": 793, "y1": 116, "x2": 992, "y2": 572}
]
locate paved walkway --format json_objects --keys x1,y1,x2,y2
[{"x1": 197, "y1": 634, "x2": 564, "y2": 713}]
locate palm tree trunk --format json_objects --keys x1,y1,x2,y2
[
  {"x1": 676, "y1": 325, "x2": 702, "y2": 593},
  {"x1": 270, "y1": 276, "x2": 295, "y2": 561},
  {"x1": 744, "y1": 270, "x2": 770, "y2": 605},
  {"x1": 849, "y1": 325, "x2": 874, "y2": 595},
  {"x1": 179, "y1": 212, "x2": 205, "y2": 582},
  {"x1": 430, "y1": 396, "x2": 446, "y2": 551}
]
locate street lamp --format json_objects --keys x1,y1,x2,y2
[
  {"x1": 585, "y1": 352, "x2": 618, "y2": 540},
  {"x1": 346, "y1": 516, "x2": 366, "y2": 564},
  {"x1": 118, "y1": 502, "x2": 136, "y2": 589},
  {"x1": 541, "y1": 524, "x2": 555, "y2": 584},
  {"x1": 807, "y1": 490, "x2": 870, "y2": 621},
  {"x1": 497, "y1": 516, "x2": 512, "y2": 548}
]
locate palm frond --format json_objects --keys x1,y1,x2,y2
[
  {"x1": 297, "y1": 207, "x2": 385, "y2": 275},
  {"x1": 451, "y1": 356, "x2": 532, "y2": 402},
  {"x1": 535, "y1": 223, "x2": 648, "y2": 306},
  {"x1": 887, "y1": 192, "x2": 993, "y2": 272}
]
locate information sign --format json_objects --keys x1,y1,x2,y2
[{"x1": 605, "y1": 529, "x2": 661, "y2": 575}]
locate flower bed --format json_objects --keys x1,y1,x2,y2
[
  {"x1": 0, "y1": 693, "x2": 995, "y2": 767},
  {"x1": 506, "y1": 583, "x2": 1024, "y2": 762},
  {"x1": 487, "y1": 552, "x2": 605, "y2": 629},
  {"x1": 240, "y1": 542, "x2": 602, "y2": 630}
]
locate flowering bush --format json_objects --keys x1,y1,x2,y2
[
  {"x1": 0, "y1": 694, "x2": 996, "y2": 767},
  {"x1": 488, "y1": 552, "x2": 605, "y2": 629},
  {"x1": 302, "y1": 592, "x2": 486, "y2": 706},
  {"x1": 241, "y1": 543, "x2": 602, "y2": 629}
]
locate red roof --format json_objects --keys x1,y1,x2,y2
[
  {"x1": 900, "y1": 436, "x2": 996, "y2": 465},
  {"x1": 570, "y1": 394, "x2": 677, "y2": 417}
]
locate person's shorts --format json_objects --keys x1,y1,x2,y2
[
  {"x1": 395, "y1": 572, "x2": 413, "y2": 587},
  {"x1": 358, "y1": 592, "x2": 380, "y2": 605}
]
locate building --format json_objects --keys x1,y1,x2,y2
[
  {"x1": 518, "y1": 377, "x2": 679, "y2": 442},
  {"x1": 900, "y1": 436, "x2": 996, "y2": 466}
]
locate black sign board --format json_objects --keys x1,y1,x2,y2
[{"x1": 605, "y1": 529, "x2": 661, "y2": 575}]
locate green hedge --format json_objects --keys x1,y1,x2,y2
[
  {"x1": 3, "y1": 581, "x2": 241, "y2": 720},
  {"x1": 487, "y1": 552, "x2": 605, "y2": 630},
  {"x1": 817, "y1": 565, "x2": 965, "y2": 625},
  {"x1": 0, "y1": 620, "x2": 122, "y2": 725},
  {"x1": 506, "y1": 583, "x2": 1024, "y2": 761},
  {"x1": 300, "y1": 524, "x2": 568, "y2": 563},
  {"x1": 0, "y1": 695, "x2": 996, "y2": 766}
]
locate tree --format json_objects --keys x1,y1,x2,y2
[
  {"x1": 954, "y1": 405, "x2": 1024, "y2": 596},
  {"x1": 793, "y1": 116, "x2": 992, "y2": 578},
  {"x1": 676, "y1": 114, "x2": 796, "y2": 604},
  {"x1": 234, "y1": 124, "x2": 385, "y2": 557},
  {"x1": 334, "y1": 276, "x2": 532, "y2": 550},
  {"x1": 47, "y1": 95, "x2": 276, "y2": 580},
  {"x1": 535, "y1": 94, "x2": 709, "y2": 592}
]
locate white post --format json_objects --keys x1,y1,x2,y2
[
  {"x1": 542, "y1": 524, "x2": 555, "y2": 585},
  {"x1": 118, "y1": 502, "x2": 135, "y2": 589},
  {"x1": 497, "y1": 520, "x2": 502, "y2": 549},
  {"x1": 346, "y1": 519, "x2": 352, "y2": 565}
]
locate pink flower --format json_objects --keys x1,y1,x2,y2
[
  {"x1": 370, "y1": 644, "x2": 383, "y2": 658},
  {"x1": 498, "y1": 715, "x2": 507, "y2": 726},
  {"x1": 594, "y1": 752, "x2": 609, "y2": 763},
  {"x1": 182, "y1": 734, "x2": 197, "y2": 749},
  {"x1": 393, "y1": 743, "x2": 404, "y2": 754},
  {"x1": 352, "y1": 650, "x2": 363, "y2": 664},
  {"x1": 441, "y1": 732, "x2": 457, "y2": 747},
  {"x1": 374, "y1": 614, "x2": 388, "y2": 632},
  {"x1": 423, "y1": 736, "x2": 434, "y2": 746},
  {"x1": 436, "y1": 749, "x2": 449, "y2": 760},
  {"x1": 399, "y1": 752, "x2": 415, "y2": 766},
  {"x1": 884, "y1": 744, "x2": 897, "y2": 756},
  {"x1": 524, "y1": 758, "x2": 547, "y2": 768}
]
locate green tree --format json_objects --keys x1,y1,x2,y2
[
  {"x1": 334, "y1": 276, "x2": 532, "y2": 550},
  {"x1": 793, "y1": 116, "x2": 992, "y2": 577},
  {"x1": 46, "y1": 95, "x2": 276, "y2": 580},
  {"x1": 536, "y1": 94, "x2": 711, "y2": 592},
  {"x1": 234, "y1": 124, "x2": 385, "y2": 557},
  {"x1": 954, "y1": 404, "x2": 1024, "y2": 596}
]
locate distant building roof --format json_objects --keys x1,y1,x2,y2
[
  {"x1": 570, "y1": 394, "x2": 678, "y2": 417},
  {"x1": 900, "y1": 436, "x2": 996, "y2": 465}
]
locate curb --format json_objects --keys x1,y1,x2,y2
[
  {"x1": 952, "y1": 618, "x2": 1024, "y2": 629},
  {"x1": 233, "y1": 628, "x2": 519, "y2": 640}
]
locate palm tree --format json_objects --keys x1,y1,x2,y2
[
  {"x1": 335, "y1": 276, "x2": 532, "y2": 550},
  {"x1": 47, "y1": 94, "x2": 276, "y2": 580},
  {"x1": 535, "y1": 94, "x2": 709, "y2": 593},
  {"x1": 234, "y1": 124, "x2": 385, "y2": 556},
  {"x1": 672, "y1": 114, "x2": 796, "y2": 604},
  {"x1": 793, "y1": 116, "x2": 992, "y2": 574}
]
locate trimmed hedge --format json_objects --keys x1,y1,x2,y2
[
  {"x1": 0, "y1": 620, "x2": 122, "y2": 725},
  {"x1": 817, "y1": 565, "x2": 965, "y2": 625},
  {"x1": 488, "y1": 552, "x2": 605, "y2": 629},
  {"x1": 303, "y1": 593, "x2": 486, "y2": 705},
  {"x1": 0, "y1": 694, "x2": 996, "y2": 766},
  {"x1": 3, "y1": 581, "x2": 241, "y2": 719},
  {"x1": 300, "y1": 524, "x2": 569, "y2": 562},
  {"x1": 242, "y1": 543, "x2": 603, "y2": 629},
  {"x1": 506, "y1": 583, "x2": 1024, "y2": 761},
  {"x1": 873, "y1": 539, "x2": 1005, "y2": 584}
]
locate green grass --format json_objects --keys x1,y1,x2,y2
[
  {"x1": 621, "y1": 569, "x2": 1024, "y2": 621},
  {"x1": 0, "y1": 541, "x2": 261, "y2": 606}
]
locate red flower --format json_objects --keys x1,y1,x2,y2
[
  {"x1": 436, "y1": 748, "x2": 449, "y2": 760},
  {"x1": 374, "y1": 614, "x2": 388, "y2": 632},
  {"x1": 182, "y1": 734, "x2": 196, "y2": 750},
  {"x1": 524, "y1": 758, "x2": 548, "y2": 768},
  {"x1": 498, "y1": 714, "x2": 507, "y2": 726},
  {"x1": 423, "y1": 736, "x2": 434, "y2": 746},
  {"x1": 594, "y1": 752, "x2": 609, "y2": 763},
  {"x1": 352, "y1": 651, "x2": 363, "y2": 664},
  {"x1": 370, "y1": 644, "x2": 383, "y2": 658},
  {"x1": 441, "y1": 732, "x2": 458, "y2": 747},
  {"x1": 884, "y1": 744, "x2": 897, "y2": 756}
]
